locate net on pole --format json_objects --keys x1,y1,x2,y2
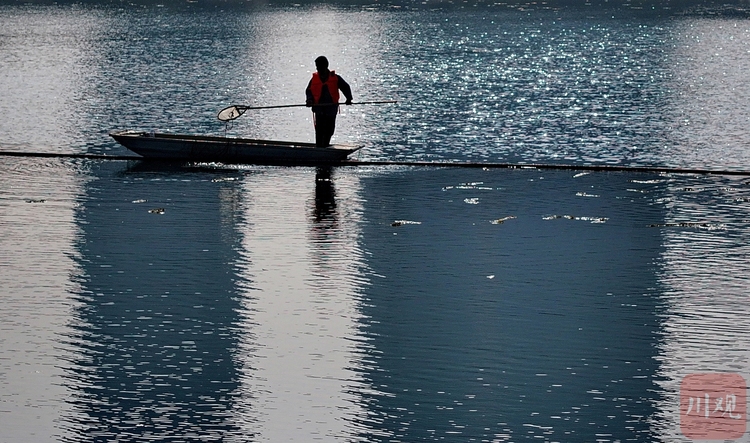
[{"x1": 217, "y1": 105, "x2": 246, "y2": 122}]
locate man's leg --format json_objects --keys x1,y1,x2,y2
[{"x1": 315, "y1": 114, "x2": 337, "y2": 146}]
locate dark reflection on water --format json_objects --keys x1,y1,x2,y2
[
  {"x1": 351, "y1": 167, "x2": 667, "y2": 441},
  {"x1": 64, "y1": 161, "x2": 247, "y2": 441},
  {"x1": 313, "y1": 167, "x2": 338, "y2": 227}
]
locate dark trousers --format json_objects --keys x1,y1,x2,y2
[{"x1": 314, "y1": 113, "x2": 337, "y2": 147}]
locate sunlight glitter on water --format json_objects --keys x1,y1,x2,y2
[
  {"x1": 0, "y1": 158, "x2": 89, "y2": 443},
  {"x1": 228, "y1": 168, "x2": 373, "y2": 441}
]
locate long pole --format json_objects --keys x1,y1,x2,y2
[
  {"x1": 238, "y1": 100, "x2": 397, "y2": 110},
  {"x1": 217, "y1": 101, "x2": 398, "y2": 121}
]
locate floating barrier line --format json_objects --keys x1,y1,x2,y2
[
  {"x1": 350, "y1": 160, "x2": 750, "y2": 176},
  {"x1": 0, "y1": 151, "x2": 141, "y2": 161},
  {"x1": 2, "y1": 150, "x2": 750, "y2": 176}
]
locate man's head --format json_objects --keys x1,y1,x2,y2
[{"x1": 315, "y1": 56, "x2": 329, "y2": 73}]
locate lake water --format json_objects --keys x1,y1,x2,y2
[{"x1": 2, "y1": 2, "x2": 750, "y2": 442}]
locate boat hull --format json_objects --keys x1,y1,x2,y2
[{"x1": 110, "y1": 130, "x2": 362, "y2": 165}]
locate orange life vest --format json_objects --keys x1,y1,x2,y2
[{"x1": 310, "y1": 70, "x2": 339, "y2": 104}]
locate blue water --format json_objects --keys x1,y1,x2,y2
[{"x1": 2, "y1": 2, "x2": 750, "y2": 442}]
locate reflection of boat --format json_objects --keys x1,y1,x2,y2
[{"x1": 110, "y1": 130, "x2": 362, "y2": 165}]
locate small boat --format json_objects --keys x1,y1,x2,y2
[{"x1": 109, "y1": 130, "x2": 362, "y2": 165}]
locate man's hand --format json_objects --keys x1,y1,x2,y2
[
  {"x1": 345, "y1": 98, "x2": 352, "y2": 105},
  {"x1": 306, "y1": 100, "x2": 313, "y2": 107}
]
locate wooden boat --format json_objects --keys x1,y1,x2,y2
[{"x1": 109, "y1": 130, "x2": 362, "y2": 165}]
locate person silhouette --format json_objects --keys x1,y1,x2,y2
[{"x1": 305, "y1": 56, "x2": 353, "y2": 147}]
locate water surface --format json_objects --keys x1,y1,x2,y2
[{"x1": 2, "y1": 3, "x2": 750, "y2": 442}]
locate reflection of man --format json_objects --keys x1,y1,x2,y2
[
  {"x1": 313, "y1": 167, "x2": 337, "y2": 225},
  {"x1": 305, "y1": 56, "x2": 353, "y2": 147}
]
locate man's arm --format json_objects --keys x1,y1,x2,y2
[
  {"x1": 338, "y1": 76, "x2": 353, "y2": 105},
  {"x1": 305, "y1": 79, "x2": 314, "y2": 106}
]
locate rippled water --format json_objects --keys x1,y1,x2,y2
[
  {"x1": 2, "y1": 2, "x2": 750, "y2": 442},
  {"x1": 3, "y1": 3, "x2": 750, "y2": 168}
]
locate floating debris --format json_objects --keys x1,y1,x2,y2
[
  {"x1": 443, "y1": 183, "x2": 494, "y2": 191},
  {"x1": 132, "y1": 199, "x2": 147, "y2": 203},
  {"x1": 575, "y1": 192, "x2": 600, "y2": 198},
  {"x1": 631, "y1": 179, "x2": 663, "y2": 184},
  {"x1": 573, "y1": 172, "x2": 590, "y2": 178},
  {"x1": 391, "y1": 220, "x2": 421, "y2": 227},
  {"x1": 25, "y1": 199, "x2": 46, "y2": 203},
  {"x1": 487, "y1": 275, "x2": 495, "y2": 279},
  {"x1": 578, "y1": 216, "x2": 608, "y2": 223},
  {"x1": 148, "y1": 208, "x2": 165, "y2": 214},
  {"x1": 648, "y1": 222, "x2": 711, "y2": 228},
  {"x1": 490, "y1": 216, "x2": 517, "y2": 224},
  {"x1": 212, "y1": 177, "x2": 239, "y2": 183},
  {"x1": 464, "y1": 198, "x2": 480, "y2": 204},
  {"x1": 543, "y1": 215, "x2": 608, "y2": 223}
]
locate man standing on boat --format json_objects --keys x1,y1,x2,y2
[{"x1": 306, "y1": 56, "x2": 353, "y2": 147}]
